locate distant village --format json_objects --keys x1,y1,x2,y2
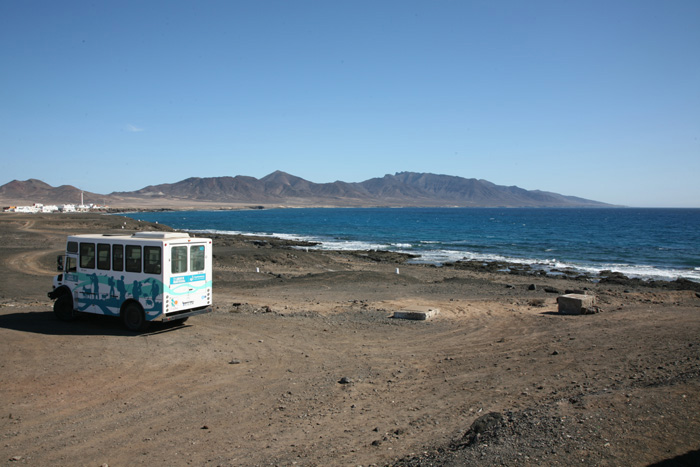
[
  {"x1": 3, "y1": 202, "x2": 109, "y2": 213},
  {"x1": 2, "y1": 193, "x2": 108, "y2": 213}
]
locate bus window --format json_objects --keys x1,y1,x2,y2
[
  {"x1": 97, "y1": 243, "x2": 111, "y2": 270},
  {"x1": 172, "y1": 246, "x2": 187, "y2": 274},
  {"x1": 80, "y1": 243, "x2": 95, "y2": 269},
  {"x1": 67, "y1": 241, "x2": 78, "y2": 253},
  {"x1": 113, "y1": 244, "x2": 124, "y2": 271},
  {"x1": 144, "y1": 246, "x2": 161, "y2": 274},
  {"x1": 126, "y1": 245, "x2": 142, "y2": 273},
  {"x1": 190, "y1": 245, "x2": 205, "y2": 272}
]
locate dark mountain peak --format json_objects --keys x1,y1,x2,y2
[
  {"x1": 261, "y1": 171, "x2": 308, "y2": 186},
  {"x1": 261, "y1": 170, "x2": 292, "y2": 181},
  {"x1": 1, "y1": 178, "x2": 53, "y2": 194}
]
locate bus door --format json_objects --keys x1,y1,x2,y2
[
  {"x1": 61, "y1": 254, "x2": 79, "y2": 299},
  {"x1": 63, "y1": 241, "x2": 80, "y2": 302},
  {"x1": 75, "y1": 241, "x2": 99, "y2": 311}
]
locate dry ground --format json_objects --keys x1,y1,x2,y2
[{"x1": 1, "y1": 213, "x2": 699, "y2": 466}]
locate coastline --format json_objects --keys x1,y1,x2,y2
[
  {"x1": 122, "y1": 207, "x2": 700, "y2": 285},
  {"x1": 1, "y1": 213, "x2": 699, "y2": 466}
]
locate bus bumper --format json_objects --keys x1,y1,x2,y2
[{"x1": 162, "y1": 306, "x2": 212, "y2": 322}]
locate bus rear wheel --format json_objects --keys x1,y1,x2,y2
[
  {"x1": 54, "y1": 293, "x2": 77, "y2": 321},
  {"x1": 122, "y1": 303, "x2": 150, "y2": 332}
]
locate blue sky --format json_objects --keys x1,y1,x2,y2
[{"x1": 1, "y1": 1, "x2": 699, "y2": 207}]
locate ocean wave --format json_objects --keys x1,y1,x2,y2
[
  {"x1": 383, "y1": 244, "x2": 698, "y2": 282},
  {"x1": 311, "y1": 240, "x2": 389, "y2": 251},
  {"x1": 189, "y1": 228, "x2": 316, "y2": 244},
  {"x1": 571, "y1": 262, "x2": 700, "y2": 282}
]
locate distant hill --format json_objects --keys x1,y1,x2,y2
[
  {"x1": 1, "y1": 172, "x2": 611, "y2": 208},
  {"x1": 0, "y1": 179, "x2": 103, "y2": 205},
  {"x1": 357, "y1": 172, "x2": 605, "y2": 207}
]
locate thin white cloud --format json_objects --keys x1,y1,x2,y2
[{"x1": 125, "y1": 124, "x2": 145, "y2": 132}]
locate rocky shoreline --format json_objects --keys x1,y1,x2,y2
[{"x1": 222, "y1": 231, "x2": 700, "y2": 294}]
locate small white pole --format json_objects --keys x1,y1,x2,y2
[
  {"x1": 256, "y1": 267, "x2": 260, "y2": 273},
  {"x1": 396, "y1": 268, "x2": 400, "y2": 275}
]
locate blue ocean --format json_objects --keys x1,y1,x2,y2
[{"x1": 124, "y1": 208, "x2": 700, "y2": 282}]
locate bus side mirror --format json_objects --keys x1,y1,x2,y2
[{"x1": 57, "y1": 255, "x2": 64, "y2": 271}]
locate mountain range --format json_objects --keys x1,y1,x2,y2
[{"x1": 0, "y1": 171, "x2": 610, "y2": 208}]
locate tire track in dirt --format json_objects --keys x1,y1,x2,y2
[
  {"x1": 18, "y1": 219, "x2": 36, "y2": 231},
  {"x1": 4, "y1": 217, "x2": 60, "y2": 276},
  {"x1": 7, "y1": 249, "x2": 58, "y2": 276}
]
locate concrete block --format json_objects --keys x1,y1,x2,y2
[
  {"x1": 557, "y1": 294, "x2": 596, "y2": 315},
  {"x1": 393, "y1": 306, "x2": 440, "y2": 320}
]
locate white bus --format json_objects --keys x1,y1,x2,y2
[{"x1": 48, "y1": 232, "x2": 213, "y2": 331}]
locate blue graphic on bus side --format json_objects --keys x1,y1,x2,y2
[
  {"x1": 73, "y1": 272, "x2": 164, "y2": 318},
  {"x1": 69, "y1": 272, "x2": 211, "y2": 321}
]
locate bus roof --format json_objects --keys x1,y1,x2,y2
[
  {"x1": 132, "y1": 232, "x2": 191, "y2": 239},
  {"x1": 68, "y1": 232, "x2": 196, "y2": 241}
]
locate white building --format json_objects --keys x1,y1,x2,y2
[{"x1": 13, "y1": 205, "x2": 39, "y2": 213}]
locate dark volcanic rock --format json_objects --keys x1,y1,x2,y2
[
  {"x1": 457, "y1": 412, "x2": 504, "y2": 447},
  {"x1": 347, "y1": 250, "x2": 418, "y2": 264},
  {"x1": 598, "y1": 271, "x2": 700, "y2": 292},
  {"x1": 448, "y1": 260, "x2": 533, "y2": 275}
]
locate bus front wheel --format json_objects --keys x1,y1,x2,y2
[
  {"x1": 122, "y1": 303, "x2": 150, "y2": 332},
  {"x1": 54, "y1": 293, "x2": 77, "y2": 321}
]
